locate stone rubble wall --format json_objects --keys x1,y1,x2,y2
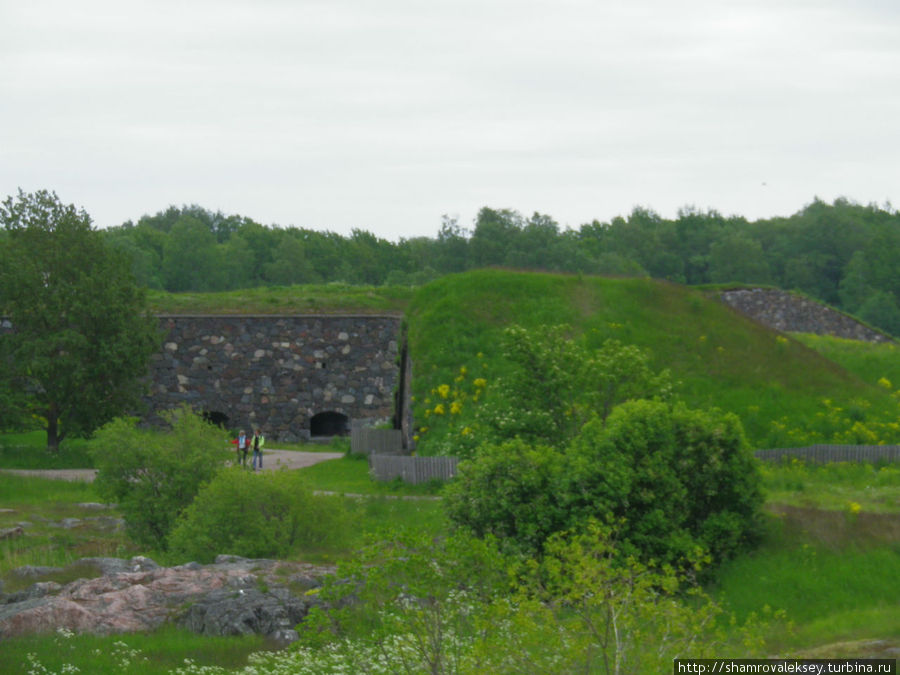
[
  {"x1": 720, "y1": 288, "x2": 893, "y2": 343},
  {"x1": 144, "y1": 315, "x2": 404, "y2": 442}
]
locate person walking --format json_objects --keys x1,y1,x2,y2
[
  {"x1": 235, "y1": 429, "x2": 249, "y2": 468},
  {"x1": 251, "y1": 428, "x2": 265, "y2": 471}
]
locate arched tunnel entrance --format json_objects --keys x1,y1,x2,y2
[
  {"x1": 310, "y1": 411, "x2": 350, "y2": 438},
  {"x1": 202, "y1": 411, "x2": 230, "y2": 429}
]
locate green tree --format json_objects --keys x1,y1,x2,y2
[
  {"x1": 857, "y1": 290, "x2": 900, "y2": 336},
  {"x1": 477, "y1": 325, "x2": 671, "y2": 449},
  {"x1": 469, "y1": 207, "x2": 523, "y2": 268},
  {"x1": 90, "y1": 407, "x2": 229, "y2": 550},
  {"x1": 708, "y1": 233, "x2": 772, "y2": 284},
  {"x1": 263, "y1": 232, "x2": 320, "y2": 285},
  {"x1": 169, "y1": 467, "x2": 350, "y2": 562},
  {"x1": 0, "y1": 190, "x2": 160, "y2": 451},
  {"x1": 161, "y1": 215, "x2": 221, "y2": 291},
  {"x1": 289, "y1": 525, "x2": 754, "y2": 675}
]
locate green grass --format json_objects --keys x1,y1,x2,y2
[
  {"x1": 760, "y1": 458, "x2": 900, "y2": 513},
  {"x1": 0, "y1": 625, "x2": 269, "y2": 675},
  {"x1": 0, "y1": 473, "x2": 137, "y2": 579},
  {"x1": 147, "y1": 283, "x2": 414, "y2": 315},
  {"x1": 0, "y1": 431, "x2": 94, "y2": 468},
  {"x1": 710, "y1": 516, "x2": 900, "y2": 655},
  {"x1": 3, "y1": 456, "x2": 900, "y2": 666},
  {"x1": 708, "y1": 458, "x2": 900, "y2": 655},
  {"x1": 795, "y1": 333, "x2": 900, "y2": 388},
  {"x1": 298, "y1": 455, "x2": 446, "y2": 497},
  {"x1": 407, "y1": 270, "x2": 898, "y2": 451}
]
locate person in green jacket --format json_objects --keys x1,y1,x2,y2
[{"x1": 251, "y1": 428, "x2": 265, "y2": 471}]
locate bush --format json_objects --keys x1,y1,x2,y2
[
  {"x1": 443, "y1": 438, "x2": 572, "y2": 554},
  {"x1": 571, "y1": 400, "x2": 764, "y2": 566},
  {"x1": 446, "y1": 400, "x2": 764, "y2": 568},
  {"x1": 169, "y1": 468, "x2": 351, "y2": 562},
  {"x1": 90, "y1": 407, "x2": 229, "y2": 550}
]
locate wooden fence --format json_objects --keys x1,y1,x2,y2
[
  {"x1": 369, "y1": 455, "x2": 459, "y2": 485},
  {"x1": 367, "y1": 444, "x2": 900, "y2": 485},
  {"x1": 350, "y1": 427, "x2": 404, "y2": 456},
  {"x1": 755, "y1": 444, "x2": 900, "y2": 464}
]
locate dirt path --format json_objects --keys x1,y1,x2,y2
[{"x1": 0, "y1": 449, "x2": 345, "y2": 482}]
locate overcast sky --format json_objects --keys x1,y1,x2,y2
[{"x1": 3, "y1": 0, "x2": 899, "y2": 240}]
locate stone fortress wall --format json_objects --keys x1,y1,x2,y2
[
  {"x1": 720, "y1": 288, "x2": 893, "y2": 343},
  {"x1": 145, "y1": 315, "x2": 406, "y2": 443}
]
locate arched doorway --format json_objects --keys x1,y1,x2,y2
[
  {"x1": 310, "y1": 411, "x2": 349, "y2": 437},
  {"x1": 202, "y1": 411, "x2": 230, "y2": 429}
]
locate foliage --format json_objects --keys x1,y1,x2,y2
[
  {"x1": 169, "y1": 468, "x2": 351, "y2": 563},
  {"x1": 480, "y1": 325, "x2": 673, "y2": 448},
  {"x1": 446, "y1": 400, "x2": 764, "y2": 567},
  {"x1": 574, "y1": 401, "x2": 764, "y2": 566},
  {"x1": 0, "y1": 189, "x2": 160, "y2": 450},
  {"x1": 443, "y1": 438, "x2": 571, "y2": 554},
  {"x1": 415, "y1": 322, "x2": 672, "y2": 456},
  {"x1": 299, "y1": 531, "x2": 510, "y2": 657},
  {"x1": 169, "y1": 526, "x2": 756, "y2": 675},
  {"x1": 90, "y1": 407, "x2": 229, "y2": 550},
  {"x1": 514, "y1": 521, "x2": 749, "y2": 674}
]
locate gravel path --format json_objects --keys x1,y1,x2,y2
[{"x1": 0, "y1": 449, "x2": 345, "y2": 482}]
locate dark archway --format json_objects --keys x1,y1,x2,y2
[
  {"x1": 202, "y1": 411, "x2": 230, "y2": 429},
  {"x1": 310, "y1": 411, "x2": 349, "y2": 437}
]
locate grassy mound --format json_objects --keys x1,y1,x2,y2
[{"x1": 407, "y1": 270, "x2": 898, "y2": 449}]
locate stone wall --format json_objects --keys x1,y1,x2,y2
[
  {"x1": 720, "y1": 288, "x2": 893, "y2": 343},
  {"x1": 145, "y1": 315, "x2": 404, "y2": 442}
]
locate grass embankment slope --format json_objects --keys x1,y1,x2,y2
[
  {"x1": 407, "y1": 269, "x2": 898, "y2": 449},
  {"x1": 146, "y1": 283, "x2": 413, "y2": 315}
]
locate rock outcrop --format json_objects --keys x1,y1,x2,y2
[{"x1": 0, "y1": 555, "x2": 331, "y2": 645}]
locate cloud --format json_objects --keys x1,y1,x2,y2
[{"x1": 2, "y1": 0, "x2": 899, "y2": 238}]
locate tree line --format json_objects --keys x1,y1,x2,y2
[{"x1": 104, "y1": 197, "x2": 900, "y2": 335}]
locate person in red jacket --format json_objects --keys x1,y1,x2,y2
[{"x1": 232, "y1": 429, "x2": 249, "y2": 467}]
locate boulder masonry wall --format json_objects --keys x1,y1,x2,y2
[
  {"x1": 145, "y1": 315, "x2": 405, "y2": 442},
  {"x1": 720, "y1": 288, "x2": 893, "y2": 343}
]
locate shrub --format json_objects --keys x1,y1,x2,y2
[
  {"x1": 571, "y1": 400, "x2": 764, "y2": 566},
  {"x1": 90, "y1": 407, "x2": 229, "y2": 550},
  {"x1": 169, "y1": 468, "x2": 351, "y2": 562},
  {"x1": 443, "y1": 438, "x2": 572, "y2": 554},
  {"x1": 446, "y1": 400, "x2": 764, "y2": 567}
]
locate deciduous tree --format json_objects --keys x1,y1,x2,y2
[{"x1": 0, "y1": 189, "x2": 160, "y2": 451}]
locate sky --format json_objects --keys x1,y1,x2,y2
[{"x1": 3, "y1": 0, "x2": 899, "y2": 241}]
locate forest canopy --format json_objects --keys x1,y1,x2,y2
[{"x1": 102, "y1": 197, "x2": 900, "y2": 335}]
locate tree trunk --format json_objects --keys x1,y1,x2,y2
[{"x1": 46, "y1": 404, "x2": 60, "y2": 453}]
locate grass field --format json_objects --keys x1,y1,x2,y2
[
  {"x1": 146, "y1": 283, "x2": 414, "y2": 315},
  {"x1": 2, "y1": 447, "x2": 899, "y2": 671},
  {"x1": 4, "y1": 271, "x2": 900, "y2": 669}
]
